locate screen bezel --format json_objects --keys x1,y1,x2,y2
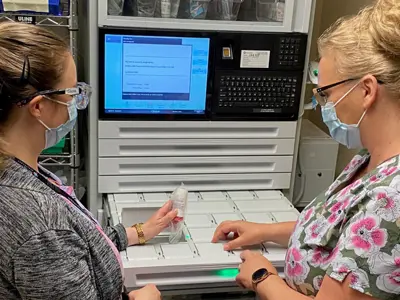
[{"x1": 98, "y1": 28, "x2": 215, "y2": 121}]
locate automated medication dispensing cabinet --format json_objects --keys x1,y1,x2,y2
[{"x1": 88, "y1": 0, "x2": 315, "y2": 294}]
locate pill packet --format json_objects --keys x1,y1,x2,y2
[{"x1": 169, "y1": 183, "x2": 188, "y2": 244}]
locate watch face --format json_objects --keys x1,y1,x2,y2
[{"x1": 252, "y1": 268, "x2": 268, "y2": 282}]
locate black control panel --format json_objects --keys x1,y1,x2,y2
[
  {"x1": 277, "y1": 36, "x2": 303, "y2": 67},
  {"x1": 98, "y1": 28, "x2": 308, "y2": 122},
  {"x1": 212, "y1": 32, "x2": 307, "y2": 121}
]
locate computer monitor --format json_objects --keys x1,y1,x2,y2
[{"x1": 100, "y1": 31, "x2": 210, "y2": 119}]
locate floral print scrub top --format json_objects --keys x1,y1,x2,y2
[{"x1": 285, "y1": 149, "x2": 400, "y2": 299}]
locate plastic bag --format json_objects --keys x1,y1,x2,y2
[
  {"x1": 169, "y1": 183, "x2": 188, "y2": 244},
  {"x1": 108, "y1": 0, "x2": 125, "y2": 15}
]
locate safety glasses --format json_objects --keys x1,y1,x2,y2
[
  {"x1": 17, "y1": 82, "x2": 92, "y2": 109},
  {"x1": 313, "y1": 77, "x2": 384, "y2": 106}
]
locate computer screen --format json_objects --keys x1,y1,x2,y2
[{"x1": 104, "y1": 34, "x2": 210, "y2": 115}]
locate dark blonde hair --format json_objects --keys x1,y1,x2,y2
[
  {"x1": 0, "y1": 22, "x2": 70, "y2": 168},
  {"x1": 318, "y1": 0, "x2": 400, "y2": 98}
]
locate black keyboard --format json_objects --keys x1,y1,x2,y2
[{"x1": 213, "y1": 72, "x2": 302, "y2": 120}]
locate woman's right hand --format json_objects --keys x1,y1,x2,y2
[
  {"x1": 211, "y1": 220, "x2": 267, "y2": 251},
  {"x1": 129, "y1": 284, "x2": 161, "y2": 300}
]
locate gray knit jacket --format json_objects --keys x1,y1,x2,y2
[{"x1": 0, "y1": 159, "x2": 127, "y2": 299}]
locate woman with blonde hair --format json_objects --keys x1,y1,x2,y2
[
  {"x1": 0, "y1": 22, "x2": 176, "y2": 300},
  {"x1": 213, "y1": 0, "x2": 400, "y2": 299}
]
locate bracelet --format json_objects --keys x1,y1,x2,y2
[{"x1": 132, "y1": 223, "x2": 146, "y2": 245}]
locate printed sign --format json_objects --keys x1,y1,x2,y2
[
  {"x1": 240, "y1": 50, "x2": 270, "y2": 68},
  {"x1": 14, "y1": 15, "x2": 36, "y2": 25}
]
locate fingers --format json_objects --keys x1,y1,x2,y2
[
  {"x1": 157, "y1": 200, "x2": 173, "y2": 216},
  {"x1": 160, "y1": 209, "x2": 178, "y2": 226},
  {"x1": 235, "y1": 274, "x2": 246, "y2": 289},
  {"x1": 223, "y1": 236, "x2": 246, "y2": 251},
  {"x1": 239, "y1": 249, "x2": 252, "y2": 261},
  {"x1": 211, "y1": 221, "x2": 237, "y2": 243}
]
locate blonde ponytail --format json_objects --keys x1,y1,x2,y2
[{"x1": 318, "y1": 0, "x2": 400, "y2": 98}]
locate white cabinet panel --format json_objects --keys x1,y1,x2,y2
[
  {"x1": 188, "y1": 228, "x2": 217, "y2": 243},
  {"x1": 185, "y1": 214, "x2": 215, "y2": 228},
  {"x1": 127, "y1": 246, "x2": 159, "y2": 261},
  {"x1": 234, "y1": 200, "x2": 293, "y2": 213},
  {"x1": 271, "y1": 211, "x2": 299, "y2": 222},
  {"x1": 99, "y1": 138, "x2": 296, "y2": 157},
  {"x1": 98, "y1": 173, "x2": 291, "y2": 193},
  {"x1": 226, "y1": 191, "x2": 255, "y2": 201},
  {"x1": 212, "y1": 213, "x2": 243, "y2": 225},
  {"x1": 161, "y1": 244, "x2": 195, "y2": 259},
  {"x1": 242, "y1": 213, "x2": 275, "y2": 224},
  {"x1": 199, "y1": 191, "x2": 226, "y2": 201},
  {"x1": 98, "y1": 156, "x2": 294, "y2": 175},
  {"x1": 187, "y1": 201, "x2": 233, "y2": 214},
  {"x1": 99, "y1": 121, "x2": 297, "y2": 139},
  {"x1": 114, "y1": 193, "x2": 141, "y2": 203},
  {"x1": 195, "y1": 243, "x2": 230, "y2": 259}
]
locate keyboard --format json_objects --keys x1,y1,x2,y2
[{"x1": 213, "y1": 72, "x2": 302, "y2": 119}]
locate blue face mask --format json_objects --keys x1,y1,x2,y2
[
  {"x1": 321, "y1": 82, "x2": 367, "y2": 149},
  {"x1": 39, "y1": 99, "x2": 78, "y2": 149}
]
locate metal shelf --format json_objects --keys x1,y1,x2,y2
[
  {"x1": 0, "y1": 13, "x2": 73, "y2": 28},
  {"x1": 39, "y1": 153, "x2": 79, "y2": 167}
]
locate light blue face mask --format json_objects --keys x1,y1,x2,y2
[
  {"x1": 321, "y1": 82, "x2": 367, "y2": 149},
  {"x1": 38, "y1": 98, "x2": 78, "y2": 149}
]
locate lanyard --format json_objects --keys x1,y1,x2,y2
[
  {"x1": 13, "y1": 157, "x2": 128, "y2": 296},
  {"x1": 13, "y1": 157, "x2": 99, "y2": 226}
]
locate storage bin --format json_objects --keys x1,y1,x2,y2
[
  {"x1": 210, "y1": 0, "x2": 243, "y2": 20},
  {"x1": 137, "y1": 0, "x2": 157, "y2": 16},
  {"x1": 256, "y1": 0, "x2": 285, "y2": 22},
  {"x1": 189, "y1": 0, "x2": 210, "y2": 19},
  {"x1": 156, "y1": 0, "x2": 181, "y2": 18},
  {"x1": 108, "y1": 0, "x2": 125, "y2": 16},
  {"x1": 256, "y1": 0, "x2": 272, "y2": 21}
]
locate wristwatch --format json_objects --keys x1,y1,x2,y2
[
  {"x1": 132, "y1": 223, "x2": 146, "y2": 245},
  {"x1": 252, "y1": 268, "x2": 275, "y2": 289}
]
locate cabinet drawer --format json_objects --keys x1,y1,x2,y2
[
  {"x1": 99, "y1": 138, "x2": 295, "y2": 157},
  {"x1": 98, "y1": 121, "x2": 297, "y2": 139},
  {"x1": 98, "y1": 156, "x2": 293, "y2": 175},
  {"x1": 98, "y1": 173, "x2": 291, "y2": 193}
]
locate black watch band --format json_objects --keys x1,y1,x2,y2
[{"x1": 252, "y1": 268, "x2": 275, "y2": 288}]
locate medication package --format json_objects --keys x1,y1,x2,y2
[{"x1": 169, "y1": 183, "x2": 188, "y2": 244}]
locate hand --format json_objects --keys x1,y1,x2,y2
[
  {"x1": 236, "y1": 250, "x2": 278, "y2": 291},
  {"x1": 128, "y1": 284, "x2": 161, "y2": 300},
  {"x1": 212, "y1": 220, "x2": 267, "y2": 251},
  {"x1": 142, "y1": 200, "x2": 178, "y2": 241}
]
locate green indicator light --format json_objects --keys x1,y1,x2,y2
[
  {"x1": 185, "y1": 234, "x2": 191, "y2": 240},
  {"x1": 214, "y1": 269, "x2": 239, "y2": 278}
]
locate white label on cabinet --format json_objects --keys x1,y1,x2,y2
[{"x1": 240, "y1": 50, "x2": 270, "y2": 69}]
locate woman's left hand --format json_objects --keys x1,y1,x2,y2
[
  {"x1": 236, "y1": 250, "x2": 278, "y2": 291},
  {"x1": 142, "y1": 200, "x2": 178, "y2": 241}
]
